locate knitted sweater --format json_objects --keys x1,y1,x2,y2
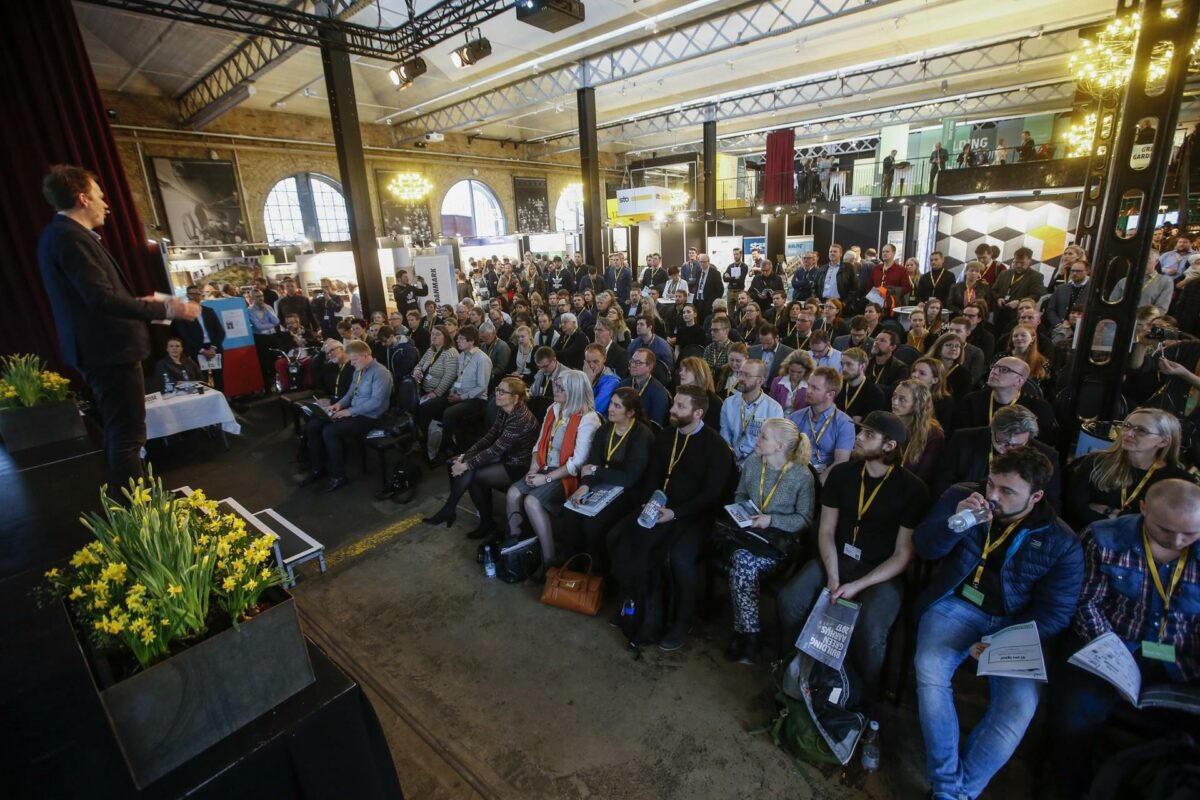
[{"x1": 734, "y1": 455, "x2": 816, "y2": 534}]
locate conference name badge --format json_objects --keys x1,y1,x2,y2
[
  {"x1": 961, "y1": 584, "x2": 986, "y2": 606},
  {"x1": 1141, "y1": 640, "x2": 1176, "y2": 663},
  {"x1": 842, "y1": 543, "x2": 862, "y2": 561}
]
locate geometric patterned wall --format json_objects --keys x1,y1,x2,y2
[{"x1": 936, "y1": 200, "x2": 1079, "y2": 270}]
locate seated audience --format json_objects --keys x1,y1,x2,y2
[
  {"x1": 1049, "y1": 479, "x2": 1200, "y2": 797},
  {"x1": 909, "y1": 357, "x2": 956, "y2": 431},
  {"x1": 594, "y1": 317, "x2": 630, "y2": 379},
  {"x1": 619, "y1": 348, "x2": 670, "y2": 427},
  {"x1": 867, "y1": 329, "x2": 910, "y2": 390},
  {"x1": 560, "y1": 387, "x2": 655, "y2": 574},
  {"x1": 609, "y1": 387, "x2": 734, "y2": 650},
  {"x1": 716, "y1": 342, "x2": 750, "y2": 397},
  {"x1": 725, "y1": 419, "x2": 816, "y2": 665},
  {"x1": 553, "y1": 312, "x2": 586, "y2": 369},
  {"x1": 582, "y1": 343, "x2": 619, "y2": 415},
  {"x1": 790, "y1": 366, "x2": 855, "y2": 481},
  {"x1": 953, "y1": 356, "x2": 1057, "y2": 443},
  {"x1": 778, "y1": 411, "x2": 927, "y2": 703},
  {"x1": 719, "y1": 358, "x2": 784, "y2": 467},
  {"x1": 300, "y1": 340, "x2": 394, "y2": 492},
  {"x1": 836, "y1": 347, "x2": 887, "y2": 422},
  {"x1": 508, "y1": 325, "x2": 537, "y2": 384},
  {"x1": 913, "y1": 447, "x2": 1082, "y2": 800},
  {"x1": 891, "y1": 379, "x2": 945, "y2": 484},
  {"x1": 769, "y1": 351, "x2": 815, "y2": 415},
  {"x1": 927, "y1": 332, "x2": 973, "y2": 398},
  {"x1": 1065, "y1": 407, "x2": 1191, "y2": 529},
  {"x1": 154, "y1": 337, "x2": 202, "y2": 385},
  {"x1": 506, "y1": 370, "x2": 602, "y2": 567},
  {"x1": 676, "y1": 355, "x2": 723, "y2": 430}
]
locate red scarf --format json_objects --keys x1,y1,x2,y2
[{"x1": 537, "y1": 406, "x2": 583, "y2": 495}]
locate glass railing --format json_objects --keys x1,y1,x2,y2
[{"x1": 716, "y1": 145, "x2": 1075, "y2": 209}]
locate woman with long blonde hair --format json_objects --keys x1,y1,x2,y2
[
  {"x1": 725, "y1": 418, "x2": 816, "y2": 665},
  {"x1": 1066, "y1": 407, "x2": 1191, "y2": 529},
  {"x1": 1006, "y1": 324, "x2": 1048, "y2": 382},
  {"x1": 890, "y1": 379, "x2": 945, "y2": 483},
  {"x1": 910, "y1": 357, "x2": 956, "y2": 430}
]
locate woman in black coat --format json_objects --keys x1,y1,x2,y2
[{"x1": 154, "y1": 337, "x2": 203, "y2": 386}]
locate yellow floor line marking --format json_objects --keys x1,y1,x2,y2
[{"x1": 324, "y1": 513, "x2": 424, "y2": 568}]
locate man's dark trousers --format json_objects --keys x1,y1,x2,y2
[
  {"x1": 306, "y1": 415, "x2": 377, "y2": 479},
  {"x1": 84, "y1": 363, "x2": 147, "y2": 495}
]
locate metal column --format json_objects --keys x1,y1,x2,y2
[
  {"x1": 703, "y1": 118, "x2": 717, "y2": 219},
  {"x1": 1064, "y1": 0, "x2": 1200, "y2": 423},
  {"x1": 320, "y1": 28, "x2": 386, "y2": 319},
  {"x1": 577, "y1": 86, "x2": 604, "y2": 266}
]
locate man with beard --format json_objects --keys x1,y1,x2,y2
[
  {"x1": 723, "y1": 247, "x2": 749, "y2": 305},
  {"x1": 836, "y1": 347, "x2": 887, "y2": 422},
  {"x1": 916, "y1": 250, "x2": 955, "y2": 305},
  {"x1": 991, "y1": 247, "x2": 1045, "y2": 333},
  {"x1": 789, "y1": 366, "x2": 854, "y2": 480},
  {"x1": 778, "y1": 411, "x2": 928, "y2": 702},
  {"x1": 608, "y1": 386, "x2": 734, "y2": 650},
  {"x1": 719, "y1": 357, "x2": 784, "y2": 467},
  {"x1": 912, "y1": 447, "x2": 1081, "y2": 800},
  {"x1": 867, "y1": 329, "x2": 910, "y2": 390}
]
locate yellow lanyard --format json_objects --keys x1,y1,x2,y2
[
  {"x1": 806, "y1": 407, "x2": 835, "y2": 446},
  {"x1": 870, "y1": 360, "x2": 887, "y2": 384},
  {"x1": 988, "y1": 390, "x2": 1017, "y2": 421},
  {"x1": 605, "y1": 424, "x2": 632, "y2": 465},
  {"x1": 973, "y1": 519, "x2": 1020, "y2": 586},
  {"x1": 336, "y1": 362, "x2": 348, "y2": 387},
  {"x1": 1120, "y1": 464, "x2": 1161, "y2": 512},
  {"x1": 852, "y1": 464, "x2": 893, "y2": 544},
  {"x1": 909, "y1": 332, "x2": 926, "y2": 350},
  {"x1": 633, "y1": 377, "x2": 650, "y2": 397},
  {"x1": 740, "y1": 396, "x2": 762, "y2": 438},
  {"x1": 759, "y1": 462, "x2": 791, "y2": 509},
  {"x1": 1006, "y1": 271, "x2": 1028, "y2": 300},
  {"x1": 842, "y1": 378, "x2": 867, "y2": 411},
  {"x1": 1143, "y1": 526, "x2": 1188, "y2": 640},
  {"x1": 349, "y1": 365, "x2": 365, "y2": 400},
  {"x1": 663, "y1": 429, "x2": 692, "y2": 490}
]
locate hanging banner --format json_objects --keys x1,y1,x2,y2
[{"x1": 743, "y1": 236, "x2": 767, "y2": 256}]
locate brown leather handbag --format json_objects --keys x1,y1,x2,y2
[{"x1": 540, "y1": 553, "x2": 604, "y2": 616}]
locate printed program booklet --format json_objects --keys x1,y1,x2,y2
[
  {"x1": 1069, "y1": 631, "x2": 1200, "y2": 713},
  {"x1": 796, "y1": 588, "x2": 861, "y2": 670},
  {"x1": 724, "y1": 499, "x2": 760, "y2": 528},
  {"x1": 975, "y1": 621, "x2": 1047, "y2": 681},
  {"x1": 564, "y1": 484, "x2": 624, "y2": 517}
]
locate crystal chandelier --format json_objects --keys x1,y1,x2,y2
[{"x1": 387, "y1": 173, "x2": 432, "y2": 203}]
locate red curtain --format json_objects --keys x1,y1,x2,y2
[
  {"x1": 0, "y1": 0, "x2": 164, "y2": 374},
  {"x1": 763, "y1": 129, "x2": 796, "y2": 207}
]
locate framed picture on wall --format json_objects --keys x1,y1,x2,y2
[
  {"x1": 376, "y1": 169, "x2": 434, "y2": 242},
  {"x1": 149, "y1": 157, "x2": 248, "y2": 246},
  {"x1": 513, "y1": 176, "x2": 550, "y2": 233}
]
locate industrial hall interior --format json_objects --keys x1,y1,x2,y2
[{"x1": 7, "y1": 0, "x2": 1200, "y2": 797}]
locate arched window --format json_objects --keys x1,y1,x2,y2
[
  {"x1": 555, "y1": 184, "x2": 584, "y2": 232},
  {"x1": 263, "y1": 172, "x2": 349, "y2": 244},
  {"x1": 440, "y1": 179, "x2": 505, "y2": 238}
]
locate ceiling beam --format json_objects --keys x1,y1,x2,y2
[
  {"x1": 526, "y1": 26, "x2": 1079, "y2": 154},
  {"x1": 386, "y1": 0, "x2": 907, "y2": 132}
]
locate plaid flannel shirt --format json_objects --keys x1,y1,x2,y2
[{"x1": 1073, "y1": 515, "x2": 1200, "y2": 682}]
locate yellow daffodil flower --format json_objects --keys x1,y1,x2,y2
[
  {"x1": 68, "y1": 586, "x2": 85, "y2": 600},
  {"x1": 167, "y1": 584, "x2": 182, "y2": 597}
]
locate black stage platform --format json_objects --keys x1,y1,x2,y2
[{"x1": 0, "y1": 430, "x2": 404, "y2": 799}]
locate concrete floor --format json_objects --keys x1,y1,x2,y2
[{"x1": 143, "y1": 399, "x2": 1039, "y2": 799}]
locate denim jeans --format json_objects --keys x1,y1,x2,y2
[{"x1": 915, "y1": 596, "x2": 1041, "y2": 800}]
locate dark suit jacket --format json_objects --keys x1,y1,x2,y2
[
  {"x1": 932, "y1": 425, "x2": 1061, "y2": 511},
  {"x1": 604, "y1": 341, "x2": 630, "y2": 379},
  {"x1": 172, "y1": 306, "x2": 226, "y2": 358},
  {"x1": 694, "y1": 267, "x2": 724, "y2": 319},
  {"x1": 38, "y1": 214, "x2": 166, "y2": 368},
  {"x1": 814, "y1": 263, "x2": 857, "y2": 304},
  {"x1": 946, "y1": 281, "x2": 993, "y2": 315},
  {"x1": 917, "y1": 269, "x2": 956, "y2": 305},
  {"x1": 1044, "y1": 281, "x2": 1089, "y2": 328}
]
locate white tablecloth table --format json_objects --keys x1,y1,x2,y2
[{"x1": 145, "y1": 390, "x2": 241, "y2": 445}]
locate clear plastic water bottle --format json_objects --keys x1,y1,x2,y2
[
  {"x1": 638, "y1": 489, "x2": 668, "y2": 528},
  {"x1": 948, "y1": 501, "x2": 995, "y2": 532},
  {"x1": 483, "y1": 546, "x2": 497, "y2": 579},
  {"x1": 860, "y1": 719, "x2": 880, "y2": 772},
  {"x1": 162, "y1": 372, "x2": 174, "y2": 395},
  {"x1": 621, "y1": 598, "x2": 635, "y2": 618}
]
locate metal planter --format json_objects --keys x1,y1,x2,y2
[
  {"x1": 70, "y1": 588, "x2": 315, "y2": 788},
  {"x1": 0, "y1": 399, "x2": 86, "y2": 452}
]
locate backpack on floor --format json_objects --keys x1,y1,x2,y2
[
  {"x1": 755, "y1": 652, "x2": 866, "y2": 767},
  {"x1": 383, "y1": 454, "x2": 422, "y2": 503},
  {"x1": 1089, "y1": 733, "x2": 1200, "y2": 800}
]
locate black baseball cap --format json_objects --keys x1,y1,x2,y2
[{"x1": 856, "y1": 411, "x2": 907, "y2": 447}]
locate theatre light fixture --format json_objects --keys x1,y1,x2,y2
[
  {"x1": 451, "y1": 33, "x2": 492, "y2": 69},
  {"x1": 387, "y1": 173, "x2": 432, "y2": 202},
  {"x1": 389, "y1": 57, "x2": 427, "y2": 90}
]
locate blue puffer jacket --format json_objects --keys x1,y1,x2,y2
[{"x1": 913, "y1": 483, "x2": 1084, "y2": 636}]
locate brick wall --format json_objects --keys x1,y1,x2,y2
[{"x1": 104, "y1": 91, "x2": 616, "y2": 245}]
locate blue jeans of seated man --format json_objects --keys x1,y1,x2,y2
[{"x1": 915, "y1": 596, "x2": 1042, "y2": 800}]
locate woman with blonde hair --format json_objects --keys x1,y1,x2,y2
[
  {"x1": 604, "y1": 305, "x2": 631, "y2": 347},
  {"x1": 508, "y1": 325, "x2": 536, "y2": 384},
  {"x1": 637, "y1": 296, "x2": 667, "y2": 337},
  {"x1": 506, "y1": 369, "x2": 602, "y2": 568},
  {"x1": 677, "y1": 355, "x2": 723, "y2": 428},
  {"x1": 769, "y1": 350, "x2": 815, "y2": 414},
  {"x1": 910, "y1": 356, "x2": 956, "y2": 430},
  {"x1": 890, "y1": 379, "x2": 945, "y2": 483},
  {"x1": 1065, "y1": 407, "x2": 1191, "y2": 529},
  {"x1": 724, "y1": 418, "x2": 816, "y2": 665}
]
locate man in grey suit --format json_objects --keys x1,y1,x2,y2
[
  {"x1": 1044, "y1": 260, "x2": 1091, "y2": 328},
  {"x1": 748, "y1": 324, "x2": 795, "y2": 378}
]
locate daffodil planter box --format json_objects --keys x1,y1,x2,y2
[
  {"x1": 0, "y1": 399, "x2": 86, "y2": 452},
  {"x1": 69, "y1": 586, "x2": 315, "y2": 788}
]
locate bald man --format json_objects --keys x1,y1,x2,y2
[
  {"x1": 952, "y1": 356, "x2": 1057, "y2": 443},
  {"x1": 1050, "y1": 479, "x2": 1200, "y2": 796}
]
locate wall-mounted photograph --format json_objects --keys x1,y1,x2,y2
[{"x1": 150, "y1": 157, "x2": 248, "y2": 246}]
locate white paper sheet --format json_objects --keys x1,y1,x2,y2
[{"x1": 976, "y1": 621, "x2": 1047, "y2": 681}]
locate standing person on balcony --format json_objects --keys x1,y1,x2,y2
[
  {"x1": 1017, "y1": 131, "x2": 1037, "y2": 162},
  {"x1": 882, "y1": 149, "x2": 897, "y2": 197},
  {"x1": 929, "y1": 142, "x2": 948, "y2": 191}
]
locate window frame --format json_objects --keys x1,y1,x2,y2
[{"x1": 262, "y1": 172, "x2": 349, "y2": 244}]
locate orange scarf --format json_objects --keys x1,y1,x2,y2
[{"x1": 537, "y1": 407, "x2": 583, "y2": 495}]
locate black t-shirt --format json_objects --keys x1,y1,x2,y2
[
  {"x1": 837, "y1": 378, "x2": 887, "y2": 420},
  {"x1": 955, "y1": 517, "x2": 1010, "y2": 616},
  {"x1": 823, "y1": 460, "x2": 929, "y2": 581},
  {"x1": 1065, "y1": 452, "x2": 1196, "y2": 529}
]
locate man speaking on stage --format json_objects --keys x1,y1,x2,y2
[{"x1": 37, "y1": 164, "x2": 199, "y2": 496}]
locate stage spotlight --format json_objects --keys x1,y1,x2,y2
[
  {"x1": 389, "y1": 57, "x2": 427, "y2": 89},
  {"x1": 451, "y1": 37, "x2": 492, "y2": 69}
]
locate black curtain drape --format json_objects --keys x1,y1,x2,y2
[{"x1": 0, "y1": 0, "x2": 165, "y2": 375}]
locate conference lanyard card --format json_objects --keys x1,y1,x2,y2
[
  {"x1": 961, "y1": 585, "x2": 986, "y2": 606},
  {"x1": 1141, "y1": 640, "x2": 1177, "y2": 663},
  {"x1": 842, "y1": 543, "x2": 862, "y2": 561}
]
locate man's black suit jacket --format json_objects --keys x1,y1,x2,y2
[
  {"x1": 37, "y1": 214, "x2": 166, "y2": 368},
  {"x1": 172, "y1": 306, "x2": 226, "y2": 358},
  {"x1": 814, "y1": 263, "x2": 857, "y2": 304},
  {"x1": 932, "y1": 425, "x2": 1062, "y2": 512}
]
